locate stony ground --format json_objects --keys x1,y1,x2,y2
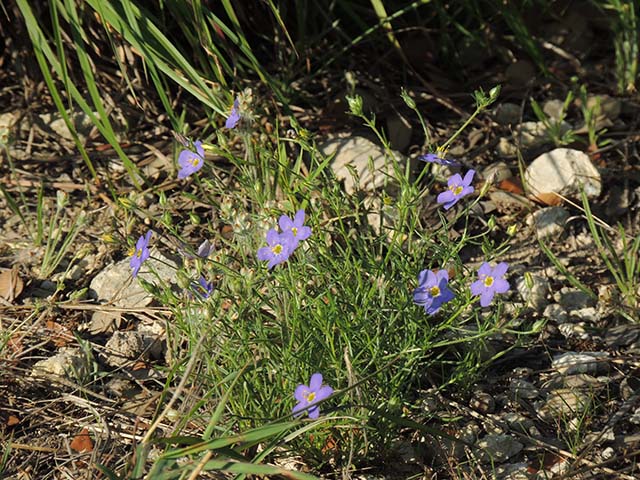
[{"x1": 2, "y1": 7, "x2": 640, "y2": 479}]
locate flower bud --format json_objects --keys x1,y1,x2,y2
[
  {"x1": 346, "y1": 95, "x2": 363, "y2": 116},
  {"x1": 400, "y1": 88, "x2": 416, "y2": 109},
  {"x1": 489, "y1": 85, "x2": 501, "y2": 102}
]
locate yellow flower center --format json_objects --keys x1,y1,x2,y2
[
  {"x1": 272, "y1": 244, "x2": 283, "y2": 255},
  {"x1": 304, "y1": 391, "x2": 316, "y2": 402},
  {"x1": 451, "y1": 185, "x2": 463, "y2": 195},
  {"x1": 484, "y1": 276, "x2": 494, "y2": 287},
  {"x1": 136, "y1": 248, "x2": 143, "y2": 258},
  {"x1": 292, "y1": 227, "x2": 298, "y2": 237},
  {"x1": 429, "y1": 286, "x2": 441, "y2": 297},
  {"x1": 190, "y1": 156, "x2": 201, "y2": 167}
]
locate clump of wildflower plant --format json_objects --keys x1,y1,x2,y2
[
  {"x1": 177, "y1": 140, "x2": 205, "y2": 179},
  {"x1": 437, "y1": 169, "x2": 475, "y2": 210},
  {"x1": 419, "y1": 152, "x2": 459, "y2": 166},
  {"x1": 470, "y1": 262, "x2": 510, "y2": 306},
  {"x1": 130, "y1": 231, "x2": 152, "y2": 277},
  {"x1": 413, "y1": 269, "x2": 455, "y2": 315},
  {"x1": 225, "y1": 97, "x2": 241, "y2": 129},
  {"x1": 293, "y1": 373, "x2": 333, "y2": 419},
  {"x1": 279, "y1": 210, "x2": 312, "y2": 247},
  {"x1": 257, "y1": 229, "x2": 295, "y2": 270}
]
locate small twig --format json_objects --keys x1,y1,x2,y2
[{"x1": 187, "y1": 450, "x2": 213, "y2": 480}]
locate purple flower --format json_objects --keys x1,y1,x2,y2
[
  {"x1": 191, "y1": 276, "x2": 214, "y2": 299},
  {"x1": 181, "y1": 239, "x2": 214, "y2": 260},
  {"x1": 130, "y1": 230, "x2": 152, "y2": 277},
  {"x1": 196, "y1": 239, "x2": 214, "y2": 258},
  {"x1": 413, "y1": 269, "x2": 455, "y2": 315},
  {"x1": 293, "y1": 373, "x2": 333, "y2": 419},
  {"x1": 470, "y1": 262, "x2": 510, "y2": 307},
  {"x1": 437, "y1": 169, "x2": 475, "y2": 210},
  {"x1": 257, "y1": 229, "x2": 295, "y2": 269},
  {"x1": 177, "y1": 140, "x2": 205, "y2": 179},
  {"x1": 279, "y1": 209, "x2": 312, "y2": 247},
  {"x1": 225, "y1": 97, "x2": 241, "y2": 129},
  {"x1": 419, "y1": 153, "x2": 459, "y2": 166}
]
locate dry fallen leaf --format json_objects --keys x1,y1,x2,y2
[
  {"x1": 531, "y1": 191, "x2": 562, "y2": 206},
  {"x1": 0, "y1": 266, "x2": 24, "y2": 303},
  {"x1": 46, "y1": 320, "x2": 74, "y2": 347},
  {"x1": 7, "y1": 333, "x2": 24, "y2": 356},
  {"x1": 70, "y1": 427, "x2": 93, "y2": 453},
  {"x1": 497, "y1": 177, "x2": 524, "y2": 195},
  {"x1": 7, "y1": 415, "x2": 20, "y2": 426}
]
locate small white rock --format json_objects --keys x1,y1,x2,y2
[
  {"x1": 496, "y1": 137, "x2": 518, "y2": 158},
  {"x1": 89, "y1": 249, "x2": 178, "y2": 308},
  {"x1": 138, "y1": 321, "x2": 166, "y2": 360},
  {"x1": 542, "y1": 99, "x2": 566, "y2": 121},
  {"x1": 516, "y1": 274, "x2": 550, "y2": 311},
  {"x1": 476, "y1": 434, "x2": 523, "y2": 464},
  {"x1": 526, "y1": 206, "x2": 570, "y2": 239},
  {"x1": 525, "y1": 148, "x2": 601, "y2": 199},
  {"x1": 552, "y1": 352, "x2": 609, "y2": 375},
  {"x1": 569, "y1": 306, "x2": 600, "y2": 323},
  {"x1": 319, "y1": 136, "x2": 406, "y2": 195},
  {"x1": 104, "y1": 331, "x2": 145, "y2": 367},
  {"x1": 482, "y1": 162, "x2": 513, "y2": 184},
  {"x1": 515, "y1": 121, "x2": 571, "y2": 149},
  {"x1": 554, "y1": 287, "x2": 595, "y2": 311},
  {"x1": 543, "y1": 303, "x2": 569, "y2": 323},
  {"x1": 510, "y1": 379, "x2": 540, "y2": 400},
  {"x1": 558, "y1": 323, "x2": 588, "y2": 340},
  {"x1": 630, "y1": 407, "x2": 640, "y2": 425},
  {"x1": 601, "y1": 446, "x2": 615, "y2": 460},
  {"x1": 537, "y1": 388, "x2": 591, "y2": 422},
  {"x1": 31, "y1": 347, "x2": 90, "y2": 382}
]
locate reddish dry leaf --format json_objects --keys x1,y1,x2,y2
[
  {"x1": 587, "y1": 143, "x2": 602, "y2": 163},
  {"x1": 7, "y1": 415, "x2": 20, "y2": 426},
  {"x1": 132, "y1": 361, "x2": 148, "y2": 371},
  {"x1": 0, "y1": 267, "x2": 24, "y2": 303},
  {"x1": 7, "y1": 334, "x2": 24, "y2": 356},
  {"x1": 321, "y1": 435, "x2": 338, "y2": 455},
  {"x1": 70, "y1": 427, "x2": 93, "y2": 453},
  {"x1": 46, "y1": 320, "x2": 73, "y2": 347},
  {"x1": 528, "y1": 451, "x2": 567, "y2": 473},
  {"x1": 497, "y1": 177, "x2": 524, "y2": 195}
]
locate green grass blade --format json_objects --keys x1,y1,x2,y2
[
  {"x1": 152, "y1": 458, "x2": 320, "y2": 480},
  {"x1": 538, "y1": 239, "x2": 596, "y2": 299},
  {"x1": 62, "y1": 0, "x2": 143, "y2": 187},
  {"x1": 160, "y1": 421, "x2": 298, "y2": 459},
  {"x1": 0, "y1": 184, "x2": 31, "y2": 240},
  {"x1": 15, "y1": 0, "x2": 145, "y2": 186},
  {"x1": 85, "y1": 0, "x2": 226, "y2": 115},
  {"x1": 17, "y1": 0, "x2": 97, "y2": 179}
]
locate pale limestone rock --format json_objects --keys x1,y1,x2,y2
[{"x1": 525, "y1": 148, "x2": 601, "y2": 199}]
